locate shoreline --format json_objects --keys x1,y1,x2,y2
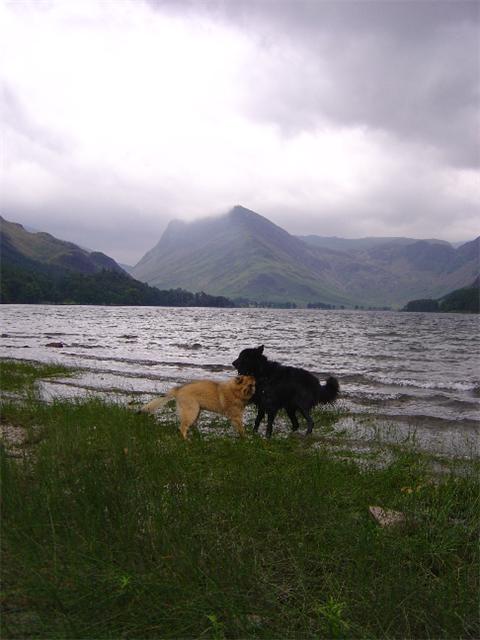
[{"x1": 1, "y1": 358, "x2": 478, "y2": 462}]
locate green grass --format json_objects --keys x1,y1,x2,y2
[
  {"x1": 0, "y1": 359, "x2": 74, "y2": 394},
  {"x1": 1, "y1": 363, "x2": 479, "y2": 639}
]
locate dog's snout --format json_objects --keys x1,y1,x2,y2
[{"x1": 232, "y1": 359, "x2": 238, "y2": 368}]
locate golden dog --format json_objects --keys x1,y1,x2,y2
[{"x1": 141, "y1": 375, "x2": 256, "y2": 439}]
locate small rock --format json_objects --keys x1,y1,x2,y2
[
  {"x1": 46, "y1": 342, "x2": 64, "y2": 348},
  {"x1": 369, "y1": 506, "x2": 406, "y2": 527}
]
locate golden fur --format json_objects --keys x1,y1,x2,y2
[{"x1": 141, "y1": 375, "x2": 256, "y2": 439}]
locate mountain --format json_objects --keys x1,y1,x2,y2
[
  {"x1": 0, "y1": 216, "x2": 126, "y2": 276},
  {"x1": 132, "y1": 206, "x2": 479, "y2": 308},
  {"x1": 0, "y1": 216, "x2": 234, "y2": 307},
  {"x1": 300, "y1": 233, "x2": 478, "y2": 295},
  {"x1": 133, "y1": 206, "x2": 360, "y2": 307}
]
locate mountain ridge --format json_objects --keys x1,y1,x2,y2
[
  {"x1": 132, "y1": 206, "x2": 479, "y2": 308},
  {"x1": 2, "y1": 209, "x2": 477, "y2": 309},
  {"x1": 298, "y1": 235, "x2": 451, "y2": 252},
  {"x1": 0, "y1": 215, "x2": 127, "y2": 277}
]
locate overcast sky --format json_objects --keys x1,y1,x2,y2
[{"x1": 2, "y1": 0, "x2": 479, "y2": 264}]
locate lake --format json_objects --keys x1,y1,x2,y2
[{"x1": 1, "y1": 305, "x2": 479, "y2": 457}]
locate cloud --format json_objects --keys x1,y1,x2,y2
[
  {"x1": 1, "y1": 0, "x2": 478, "y2": 264},
  {"x1": 206, "y1": 0, "x2": 479, "y2": 168}
]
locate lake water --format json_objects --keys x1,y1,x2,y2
[{"x1": 1, "y1": 305, "x2": 479, "y2": 457}]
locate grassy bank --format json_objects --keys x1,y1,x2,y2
[
  {"x1": 1, "y1": 361, "x2": 479, "y2": 639},
  {"x1": 0, "y1": 359, "x2": 74, "y2": 394}
]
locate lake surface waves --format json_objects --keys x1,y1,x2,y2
[{"x1": 1, "y1": 305, "x2": 479, "y2": 457}]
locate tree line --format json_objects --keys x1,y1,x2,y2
[{"x1": 0, "y1": 265, "x2": 235, "y2": 307}]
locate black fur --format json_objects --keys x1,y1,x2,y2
[{"x1": 232, "y1": 345, "x2": 339, "y2": 437}]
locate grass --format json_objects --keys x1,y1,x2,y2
[
  {"x1": 1, "y1": 361, "x2": 479, "y2": 639},
  {"x1": 0, "y1": 359, "x2": 74, "y2": 394}
]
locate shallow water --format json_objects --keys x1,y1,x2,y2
[{"x1": 1, "y1": 305, "x2": 479, "y2": 456}]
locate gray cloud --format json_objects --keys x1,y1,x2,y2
[
  {"x1": 3, "y1": 83, "x2": 72, "y2": 155},
  {"x1": 2, "y1": 0, "x2": 479, "y2": 264},
  {"x1": 210, "y1": 0, "x2": 479, "y2": 167}
]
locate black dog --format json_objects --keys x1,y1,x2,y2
[{"x1": 232, "y1": 345, "x2": 339, "y2": 437}]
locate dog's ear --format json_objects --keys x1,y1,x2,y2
[{"x1": 256, "y1": 345, "x2": 264, "y2": 354}]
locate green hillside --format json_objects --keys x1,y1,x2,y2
[
  {"x1": 0, "y1": 216, "x2": 124, "y2": 275},
  {"x1": 0, "y1": 217, "x2": 234, "y2": 307}
]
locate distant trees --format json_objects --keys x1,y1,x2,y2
[
  {"x1": 402, "y1": 279, "x2": 479, "y2": 314},
  {"x1": 439, "y1": 282, "x2": 479, "y2": 313},
  {"x1": 233, "y1": 298, "x2": 298, "y2": 308},
  {"x1": 402, "y1": 299, "x2": 440, "y2": 312},
  {"x1": 0, "y1": 265, "x2": 53, "y2": 303},
  {"x1": 0, "y1": 265, "x2": 235, "y2": 307},
  {"x1": 307, "y1": 302, "x2": 335, "y2": 309}
]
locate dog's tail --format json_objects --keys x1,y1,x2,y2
[
  {"x1": 317, "y1": 376, "x2": 340, "y2": 405},
  {"x1": 140, "y1": 389, "x2": 175, "y2": 414}
]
